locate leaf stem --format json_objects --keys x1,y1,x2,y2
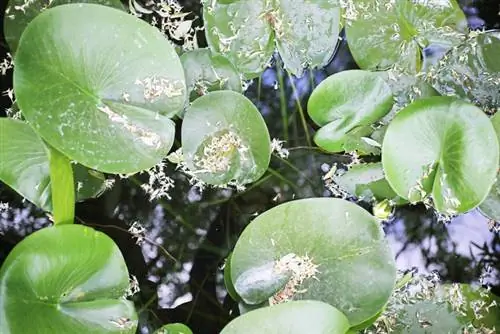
[
  {"x1": 288, "y1": 71, "x2": 312, "y2": 146},
  {"x1": 48, "y1": 147, "x2": 74, "y2": 225}
]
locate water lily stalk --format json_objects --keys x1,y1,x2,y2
[
  {"x1": 288, "y1": 71, "x2": 312, "y2": 146},
  {"x1": 276, "y1": 58, "x2": 289, "y2": 141},
  {"x1": 48, "y1": 146, "x2": 75, "y2": 225}
]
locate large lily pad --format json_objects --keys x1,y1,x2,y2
[
  {"x1": 14, "y1": 4, "x2": 185, "y2": 174},
  {"x1": 220, "y1": 300, "x2": 350, "y2": 334},
  {"x1": 0, "y1": 118, "x2": 107, "y2": 212},
  {"x1": 308, "y1": 70, "x2": 393, "y2": 153},
  {"x1": 429, "y1": 30, "x2": 500, "y2": 114},
  {"x1": 0, "y1": 224, "x2": 137, "y2": 333},
  {"x1": 479, "y1": 113, "x2": 500, "y2": 221},
  {"x1": 4, "y1": 0, "x2": 124, "y2": 53},
  {"x1": 203, "y1": 0, "x2": 341, "y2": 78},
  {"x1": 382, "y1": 96, "x2": 499, "y2": 214},
  {"x1": 344, "y1": 0, "x2": 467, "y2": 72},
  {"x1": 180, "y1": 48, "x2": 241, "y2": 103},
  {"x1": 230, "y1": 198, "x2": 396, "y2": 326},
  {"x1": 181, "y1": 90, "x2": 271, "y2": 186}
]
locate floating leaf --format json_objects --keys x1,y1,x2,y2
[
  {"x1": 224, "y1": 253, "x2": 242, "y2": 302},
  {"x1": 0, "y1": 225, "x2": 137, "y2": 333},
  {"x1": 181, "y1": 91, "x2": 271, "y2": 186},
  {"x1": 429, "y1": 30, "x2": 500, "y2": 114},
  {"x1": 479, "y1": 113, "x2": 500, "y2": 221},
  {"x1": 382, "y1": 96, "x2": 499, "y2": 214},
  {"x1": 335, "y1": 163, "x2": 407, "y2": 205},
  {"x1": 230, "y1": 198, "x2": 396, "y2": 326},
  {"x1": 0, "y1": 118, "x2": 107, "y2": 212},
  {"x1": 221, "y1": 300, "x2": 350, "y2": 334},
  {"x1": 203, "y1": 0, "x2": 275, "y2": 79},
  {"x1": 344, "y1": 0, "x2": 467, "y2": 72},
  {"x1": 180, "y1": 48, "x2": 241, "y2": 103},
  {"x1": 14, "y1": 4, "x2": 185, "y2": 174},
  {"x1": 154, "y1": 323, "x2": 193, "y2": 334},
  {"x1": 308, "y1": 70, "x2": 393, "y2": 153},
  {"x1": 4, "y1": 0, "x2": 125, "y2": 53}
]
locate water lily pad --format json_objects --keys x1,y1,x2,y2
[
  {"x1": 429, "y1": 30, "x2": 500, "y2": 114},
  {"x1": 382, "y1": 96, "x2": 499, "y2": 214},
  {"x1": 3, "y1": 0, "x2": 124, "y2": 53},
  {"x1": 0, "y1": 118, "x2": 106, "y2": 212},
  {"x1": 308, "y1": 70, "x2": 393, "y2": 153},
  {"x1": 181, "y1": 91, "x2": 271, "y2": 186},
  {"x1": 0, "y1": 224, "x2": 137, "y2": 333},
  {"x1": 344, "y1": 0, "x2": 467, "y2": 72},
  {"x1": 203, "y1": 0, "x2": 275, "y2": 79},
  {"x1": 273, "y1": 0, "x2": 340, "y2": 77},
  {"x1": 221, "y1": 300, "x2": 350, "y2": 334},
  {"x1": 14, "y1": 4, "x2": 185, "y2": 174},
  {"x1": 335, "y1": 163, "x2": 407, "y2": 205},
  {"x1": 230, "y1": 198, "x2": 396, "y2": 326},
  {"x1": 180, "y1": 48, "x2": 241, "y2": 103},
  {"x1": 154, "y1": 323, "x2": 193, "y2": 334},
  {"x1": 479, "y1": 113, "x2": 500, "y2": 221}
]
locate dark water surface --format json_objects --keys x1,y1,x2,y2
[{"x1": 1, "y1": 1, "x2": 500, "y2": 333}]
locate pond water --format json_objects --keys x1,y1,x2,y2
[{"x1": 0, "y1": 0, "x2": 499, "y2": 333}]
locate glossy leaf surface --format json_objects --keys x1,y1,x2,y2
[
  {"x1": 48, "y1": 146, "x2": 75, "y2": 225},
  {"x1": 182, "y1": 91, "x2": 271, "y2": 186},
  {"x1": 382, "y1": 97, "x2": 499, "y2": 214},
  {"x1": 479, "y1": 113, "x2": 500, "y2": 221},
  {"x1": 4, "y1": 0, "x2": 124, "y2": 52},
  {"x1": 154, "y1": 323, "x2": 193, "y2": 334},
  {"x1": 230, "y1": 198, "x2": 396, "y2": 326},
  {"x1": 345, "y1": 0, "x2": 466, "y2": 71},
  {"x1": 0, "y1": 224, "x2": 137, "y2": 333},
  {"x1": 221, "y1": 300, "x2": 350, "y2": 334},
  {"x1": 308, "y1": 70, "x2": 393, "y2": 153},
  {"x1": 14, "y1": 4, "x2": 184, "y2": 174}
]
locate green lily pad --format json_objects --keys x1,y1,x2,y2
[
  {"x1": 154, "y1": 323, "x2": 193, "y2": 334},
  {"x1": 221, "y1": 300, "x2": 350, "y2": 334},
  {"x1": 3, "y1": 0, "x2": 124, "y2": 53},
  {"x1": 479, "y1": 113, "x2": 500, "y2": 221},
  {"x1": 0, "y1": 118, "x2": 106, "y2": 212},
  {"x1": 0, "y1": 224, "x2": 137, "y2": 333},
  {"x1": 308, "y1": 70, "x2": 393, "y2": 153},
  {"x1": 273, "y1": 0, "x2": 341, "y2": 77},
  {"x1": 181, "y1": 91, "x2": 271, "y2": 186},
  {"x1": 344, "y1": 0, "x2": 467, "y2": 72},
  {"x1": 230, "y1": 198, "x2": 396, "y2": 326},
  {"x1": 223, "y1": 253, "x2": 242, "y2": 302},
  {"x1": 203, "y1": 0, "x2": 275, "y2": 79},
  {"x1": 429, "y1": 30, "x2": 500, "y2": 114},
  {"x1": 335, "y1": 163, "x2": 407, "y2": 205},
  {"x1": 180, "y1": 48, "x2": 241, "y2": 103},
  {"x1": 14, "y1": 4, "x2": 185, "y2": 174},
  {"x1": 203, "y1": 0, "x2": 341, "y2": 78},
  {"x1": 382, "y1": 96, "x2": 499, "y2": 214}
]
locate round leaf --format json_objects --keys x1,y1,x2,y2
[
  {"x1": 180, "y1": 48, "x2": 241, "y2": 103},
  {"x1": 344, "y1": 0, "x2": 467, "y2": 71},
  {"x1": 479, "y1": 113, "x2": 500, "y2": 220},
  {"x1": 382, "y1": 96, "x2": 499, "y2": 214},
  {"x1": 203, "y1": 0, "x2": 275, "y2": 79},
  {"x1": 14, "y1": 4, "x2": 186, "y2": 174},
  {"x1": 274, "y1": 0, "x2": 341, "y2": 77},
  {"x1": 154, "y1": 323, "x2": 193, "y2": 334},
  {"x1": 230, "y1": 198, "x2": 396, "y2": 326},
  {"x1": 0, "y1": 224, "x2": 137, "y2": 333},
  {"x1": 429, "y1": 30, "x2": 500, "y2": 114},
  {"x1": 3, "y1": 0, "x2": 124, "y2": 53},
  {"x1": 0, "y1": 118, "x2": 106, "y2": 211},
  {"x1": 221, "y1": 300, "x2": 350, "y2": 334},
  {"x1": 308, "y1": 70, "x2": 393, "y2": 153},
  {"x1": 181, "y1": 91, "x2": 271, "y2": 186}
]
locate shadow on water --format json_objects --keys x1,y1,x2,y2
[{"x1": 0, "y1": 0, "x2": 499, "y2": 333}]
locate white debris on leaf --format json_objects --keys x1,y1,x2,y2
[
  {"x1": 140, "y1": 161, "x2": 175, "y2": 201},
  {"x1": 128, "y1": 221, "x2": 146, "y2": 245},
  {"x1": 269, "y1": 253, "x2": 319, "y2": 305},
  {"x1": 135, "y1": 75, "x2": 184, "y2": 102},
  {"x1": 103, "y1": 178, "x2": 116, "y2": 190},
  {"x1": 270, "y1": 138, "x2": 289, "y2": 159},
  {"x1": 124, "y1": 275, "x2": 140, "y2": 297},
  {"x1": 322, "y1": 163, "x2": 350, "y2": 200}
]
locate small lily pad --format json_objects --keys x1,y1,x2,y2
[
  {"x1": 382, "y1": 96, "x2": 499, "y2": 214},
  {"x1": 344, "y1": 0, "x2": 467, "y2": 72},
  {"x1": 14, "y1": 4, "x2": 185, "y2": 174},
  {"x1": 308, "y1": 70, "x2": 393, "y2": 153},
  {"x1": 230, "y1": 198, "x2": 396, "y2": 326},
  {"x1": 221, "y1": 300, "x2": 350, "y2": 334},
  {"x1": 154, "y1": 323, "x2": 193, "y2": 334},
  {"x1": 479, "y1": 113, "x2": 500, "y2": 221},
  {"x1": 181, "y1": 91, "x2": 271, "y2": 186},
  {"x1": 180, "y1": 48, "x2": 241, "y2": 103},
  {"x1": 0, "y1": 224, "x2": 137, "y2": 333}
]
